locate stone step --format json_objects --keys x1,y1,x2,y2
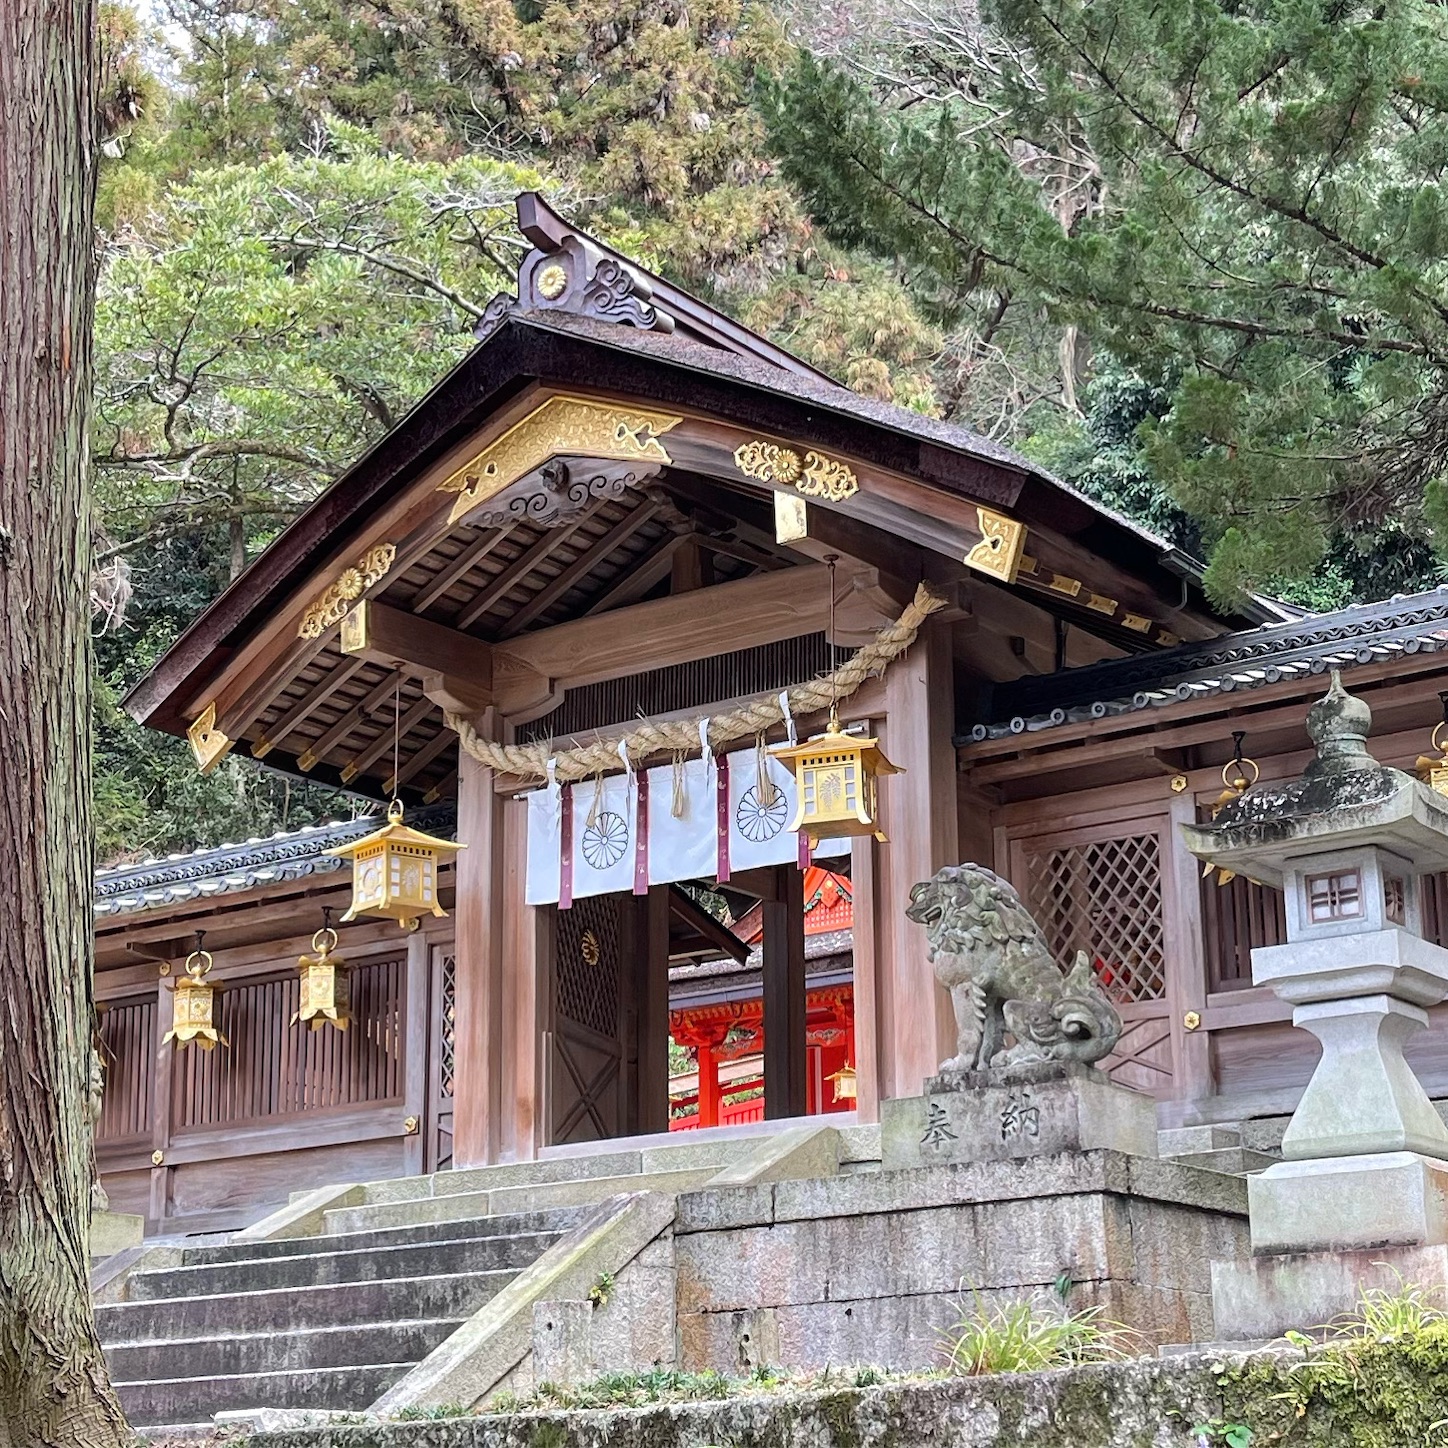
[
  {"x1": 424, "y1": 1149, "x2": 645, "y2": 1197},
  {"x1": 1169, "y1": 1146, "x2": 1278, "y2": 1176},
  {"x1": 96, "y1": 1269, "x2": 514, "y2": 1343},
  {"x1": 144, "y1": 1230, "x2": 560, "y2": 1298},
  {"x1": 182, "y1": 1207, "x2": 581, "y2": 1267},
  {"x1": 322, "y1": 1165, "x2": 714, "y2": 1235},
  {"x1": 487, "y1": 1166, "x2": 718, "y2": 1216},
  {"x1": 107, "y1": 1316, "x2": 463, "y2": 1383},
  {"x1": 1158, "y1": 1124, "x2": 1243, "y2": 1155},
  {"x1": 115, "y1": 1362, "x2": 408, "y2": 1428}
]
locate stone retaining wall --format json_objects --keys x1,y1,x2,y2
[
  {"x1": 240, "y1": 1355, "x2": 1250, "y2": 1448},
  {"x1": 670, "y1": 1151, "x2": 1248, "y2": 1372}
]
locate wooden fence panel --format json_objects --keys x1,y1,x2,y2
[
  {"x1": 97, "y1": 996, "x2": 155, "y2": 1144},
  {"x1": 173, "y1": 954, "x2": 406, "y2": 1130}
]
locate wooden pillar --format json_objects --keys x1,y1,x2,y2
[
  {"x1": 849, "y1": 834, "x2": 882, "y2": 1123},
  {"x1": 762, "y1": 863, "x2": 807, "y2": 1119},
  {"x1": 451, "y1": 718, "x2": 503, "y2": 1169},
  {"x1": 697, "y1": 1041, "x2": 722, "y2": 1128},
  {"x1": 401, "y1": 930, "x2": 430, "y2": 1176},
  {"x1": 873, "y1": 617, "x2": 958, "y2": 1102},
  {"x1": 500, "y1": 796, "x2": 543, "y2": 1160},
  {"x1": 148, "y1": 967, "x2": 175, "y2": 1226},
  {"x1": 635, "y1": 885, "x2": 672, "y2": 1135},
  {"x1": 1166, "y1": 792, "x2": 1213, "y2": 1102}
]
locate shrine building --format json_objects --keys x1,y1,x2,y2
[{"x1": 110, "y1": 192, "x2": 1356, "y2": 1232}]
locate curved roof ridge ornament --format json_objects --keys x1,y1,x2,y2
[{"x1": 508, "y1": 191, "x2": 834, "y2": 382}]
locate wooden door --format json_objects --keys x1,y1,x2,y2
[
  {"x1": 548, "y1": 896, "x2": 627, "y2": 1144},
  {"x1": 1010, "y1": 819, "x2": 1179, "y2": 1096}
]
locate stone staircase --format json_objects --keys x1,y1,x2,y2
[
  {"x1": 99, "y1": 1132, "x2": 780, "y2": 1430},
  {"x1": 1157, "y1": 1124, "x2": 1277, "y2": 1175}
]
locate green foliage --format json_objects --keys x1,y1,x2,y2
[
  {"x1": 588, "y1": 1271, "x2": 615, "y2": 1309},
  {"x1": 942, "y1": 1292, "x2": 1129, "y2": 1377},
  {"x1": 90, "y1": 144, "x2": 550, "y2": 857},
  {"x1": 767, "y1": 1, "x2": 1448, "y2": 600},
  {"x1": 1190, "y1": 1422, "x2": 1253, "y2": 1448}
]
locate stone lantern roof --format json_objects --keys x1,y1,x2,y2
[{"x1": 1182, "y1": 670, "x2": 1448, "y2": 886}]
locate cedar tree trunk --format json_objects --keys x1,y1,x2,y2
[{"x1": 0, "y1": 0, "x2": 130, "y2": 1444}]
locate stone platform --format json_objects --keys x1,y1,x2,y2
[
  {"x1": 879, "y1": 1062, "x2": 1158, "y2": 1172},
  {"x1": 673, "y1": 1149, "x2": 1247, "y2": 1370}
]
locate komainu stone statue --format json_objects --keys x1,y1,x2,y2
[{"x1": 906, "y1": 864, "x2": 1123, "y2": 1072}]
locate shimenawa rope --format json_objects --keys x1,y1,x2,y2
[{"x1": 446, "y1": 582, "x2": 946, "y2": 783}]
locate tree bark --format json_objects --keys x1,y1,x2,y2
[{"x1": 0, "y1": 0, "x2": 130, "y2": 1443}]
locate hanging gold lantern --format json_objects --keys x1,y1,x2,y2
[
  {"x1": 827, "y1": 1062, "x2": 858, "y2": 1103},
  {"x1": 331, "y1": 799, "x2": 464, "y2": 930},
  {"x1": 773, "y1": 711, "x2": 901, "y2": 847},
  {"x1": 771, "y1": 554, "x2": 901, "y2": 846},
  {"x1": 1416, "y1": 695, "x2": 1448, "y2": 797},
  {"x1": 292, "y1": 915, "x2": 351, "y2": 1032},
  {"x1": 1202, "y1": 731, "x2": 1259, "y2": 886},
  {"x1": 163, "y1": 936, "x2": 227, "y2": 1051}
]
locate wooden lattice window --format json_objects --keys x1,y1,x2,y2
[
  {"x1": 438, "y1": 951, "x2": 457, "y2": 1100},
  {"x1": 1021, "y1": 832, "x2": 1167, "y2": 1004},
  {"x1": 556, "y1": 897, "x2": 620, "y2": 1037}
]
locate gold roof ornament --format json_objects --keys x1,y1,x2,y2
[
  {"x1": 292, "y1": 912, "x2": 351, "y2": 1032},
  {"x1": 331, "y1": 799, "x2": 464, "y2": 931},
  {"x1": 772, "y1": 555, "x2": 902, "y2": 847},
  {"x1": 163, "y1": 934, "x2": 228, "y2": 1051}
]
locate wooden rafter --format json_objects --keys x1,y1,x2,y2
[
  {"x1": 497, "y1": 499, "x2": 662, "y2": 639},
  {"x1": 454, "y1": 515, "x2": 592, "y2": 632},
  {"x1": 297, "y1": 669, "x2": 402, "y2": 772},
  {"x1": 668, "y1": 885, "x2": 749, "y2": 965},
  {"x1": 387, "y1": 725, "x2": 458, "y2": 794},
  {"x1": 254, "y1": 656, "x2": 368, "y2": 758},
  {"x1": 341, "y1": 693, "x2": 437, "y2": 784},
  {"x1": 582, "y1": 533, "x2": 686, "y2": 616},
  {"x1": 410, "y1": 527, "x2": 512, "y2": 616}
]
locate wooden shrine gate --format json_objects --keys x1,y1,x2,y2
[{"x1": 1007, "y1": 814, "x2": 1185, "y2": 1095}]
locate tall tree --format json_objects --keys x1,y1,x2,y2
[
  {"x1": 0, "y1": 0, "x2": 131, "y2": 1443},
  {"x1": 768, "y1": 0, "x2": 1448, "y2": 602}
]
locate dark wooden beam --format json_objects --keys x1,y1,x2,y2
[
  {"x1": 667, "y1": 884, "x2": 749, "y2": 965},
  {"x1": 252, "y1": 656, "x2": 368, "y2": 759},
  {"x1": 454, "y1": 516, "x2": 591, "y2": 632},
  {"x1": 343, "y1": 599, "x2": 495, "y2": 693}
]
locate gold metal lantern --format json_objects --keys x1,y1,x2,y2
[
  {"x1": 332, "y1": 800, "x2": 464, "y2": 930},
  {"x1": 1416, "y1": 696, "x2": 1448, "y2": 797},
  {"x1": 827, "y1": 1061, "x2": 858, "y2": 1104},
  {"x1": 292, "y1": 917, "x2": 351, "y2": 1032},
  {"x1": 163, "y1": 937, "x2": 227, "y2": 1051},
  {"x1": 772, "y1": 710, "x2": 901, "y2": 847}
]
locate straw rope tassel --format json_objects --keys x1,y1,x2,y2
[{"x1": 446, "y1": 583, "x2": 946, "y2": 783}]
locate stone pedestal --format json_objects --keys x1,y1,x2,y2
[
  {"x1": 1248, "y1": 1150, "x2": 1448, "y2": 1255},
  {"x1": 89, "y1": 1209, "x2": 144, "y2": 1259},
  {"x1": 1278, "y1": 995, "x2": 1448, "y2": 1160},
  {"x1": 880, "y1": 1061, "x2": 1157, "y2": 1172}
]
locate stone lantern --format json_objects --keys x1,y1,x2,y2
[{"x1": 1184, "y1": 673, "x2": 1448, "y2": 1331}]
